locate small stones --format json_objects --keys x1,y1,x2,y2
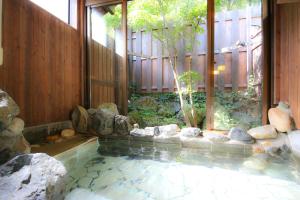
[
  {"x1": 248, "y1": 125, "x2": 278, "y2": 139},
  {"x1": 228, "y1": 127, "x2": 255, "y2": 144},
  {"x1": 203, "y1": 132, "x2": 230, "y2": 143},
  {"x1": 61, "y1": 129, "x2": 76, "y2": 139},
  {"x1": 180, "y1": 127, "x2": 202, "y2": 137}
]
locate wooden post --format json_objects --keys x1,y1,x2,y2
[
  {"x1": 262, "y1": 0, "x2": 271, "y2": 124},
  {"x1": 206, "y1": 0, "x2": 215, "y2": 130},
  {"x1": 121, "y1": 0, "x2": 128, "y2": 114}
]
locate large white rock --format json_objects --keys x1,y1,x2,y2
[
  {"x1": 248, "y1": 125, "x2": 278, "y2": 139},
  {"x1": 268, "y1": 107, "x2": 292, "y2": 132},
  {"x1": 288, "y1": 130, "x2": 300, "y2": 158},
  {"x1": 0, "y1": 153, "x2": 67, "y2": 200},
  {"x1": 158, "y1": 124, "x2": 179, "y2": 136},
  {"x1": 180, "y1": 127, "x2": 201, "y2": 137}
]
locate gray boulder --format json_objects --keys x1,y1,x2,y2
[
  {"x1": 0, "y1": 153, "x2": 67, "y2": 200},
  {"x1": 180, "y1": 127, "x2": 202, "y2": 137},
  {"x1": 90, "y1": 109, "x2": 115, "y2": 135},
  {"x1": 0, "y1": 90, "x2": 20, "y2": 131},
  {"x1": 228, "y1": 127, "x2": 255, "y2": 144},
  {"x1": 114, "y1": 115, "x2": 132, "y2": 135},
  {"x1": 98, "y1": 103, "x2": 119, "y2": 116},
  {"x1": 0, "y1": 135, "x2": 31, "y2": 165}
]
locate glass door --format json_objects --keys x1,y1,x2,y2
[{"x1": 213, "y1": 0, "x2": 263, "y2": 130}]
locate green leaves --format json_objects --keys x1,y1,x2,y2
[{"x1": 178, "y1": 70, "x2": 203, "y2": 94}]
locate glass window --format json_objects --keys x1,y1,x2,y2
[{"x1": 30, "y1": 0, "x2": 69, "y2": 24}]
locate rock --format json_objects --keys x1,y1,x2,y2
[
  {"x1": 0, "y1": 90, "x2": 20, "y2": 131},
  {"x1": 87, "y1": 108, "x2": 97, "y2": 115},
  {"x1": 158, "y1": 124, "x2": 179, "y2": 137},
  {"x1": 14, "y1": 135, "x2": 31, "y2": 154},
  {"x1": 0, "y1": 153, "x2": 67, "y2": 200},
  {"x1": 243, "y1": 154, "x2": 269, "y2": 171},
  {"x1": 114, "y1": 115, "x2": 132, "y2": 135},
  {"x1": 46, "y1": 134, "x2": 61, "y2": 142},
  {"x1": 248, "y1": 125, "x2": 278, "y2": 139},
  {"x1": 6, "y1": 117, "x2": 24, "y2": 135},
  {"x1": 203, "y1": 132, "x2": 230, "y2": 143},
  {"x1": 71, "y1": 105, "x2": 89, "y2": 132},
  {"x1": 288, "y1": 130, "x2": 300, "y2": 158},
  {"x1": 228, "y1": 127, "x2": 255, "y2": 144},
  {"x1": 277, "y1": 101, "x2": 292, "y2": 115},
  {"x1": 180, "y1": 127, "x2": 202, "y2": 137},
  {"x1": 133, "y1": 123, "x2": 139, "y2": 129},
  {"x1": 252, "y1": 145, "x2": 265, "y2": 154},
  {"x1": 268, "y1": 107, "x2": 292, "y2": 132},
  {"x1": 145, "y1": 126, "x2": 160, "y2": 136},
  {"x1": 130, "y1": 128, "x2": 153, "y2": 137},
  {"x1": 134, "y1": 96, "x2": 158, "y2": 111},
  {"x1": 90, "y1": 109, "x2": 115, "y2": 135},
  {"x1": 98, "y1": 103, "x2": 119, "y2": 115},
  {"x1": 0, "y1": 135, "x2": 31, "y2": 165},
  {"x1": 61, "y1": 129, "x2": 75, "y2": 138}
]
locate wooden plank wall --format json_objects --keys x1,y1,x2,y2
[
  {"x1": 129, "y1": 7, "x2": 262, "y2": 93},
  {"x1": 275, "y1": 2, "x2": 300, "y2": 128},
  {"x1": 89, "y1": 7, "x2": 118, "y2": 108},
  {"x1": 0, "y1": 0, "x2": 82, "y2": 126}
]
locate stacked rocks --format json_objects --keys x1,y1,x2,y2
[
  {"x1": 0, "y1": 90, "x2": 30, "y2": 165},
  {"x1": 72, "y1": 103, "x2": 133, "y2": 136}
]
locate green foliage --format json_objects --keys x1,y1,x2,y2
[
  {"x1": 178, "y1": 70, "x2": 203, "y2": 94},
  {"x1": 215, "y1": 0, "x2": 261, "y2": 12}
]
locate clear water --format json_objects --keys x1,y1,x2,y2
[{"x1": 57, "y1": 139, "x2": 300, "y2": 200}]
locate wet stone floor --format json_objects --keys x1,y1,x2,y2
[{"x1": 60, "y1": 140, "x2": 300, "y2": 200}]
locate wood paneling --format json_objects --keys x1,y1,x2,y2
[
  {"x1": 0, "y1": 0, "x2": 82, "y2": 126},
  {"x1": 89, "y1": 7, "x2": 118, "y2": 108},
  {"x1": 274, "y1": 2, "x2": 300, "y2": 128}
]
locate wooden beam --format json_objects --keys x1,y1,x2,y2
[
  {"x1": 85, "y1": 0, "x2": 122, "y2": 6},
  {"x1": 262, "y1": 0, "x2": 272, "y2": 124},
  {"x1": 277, "y1": 0, "x2": 300, "y2": 4},
  {"x1": 121, "y1": 0, "x2": 128, "y2": 114},
  {"x1": 206, "y1": 0, "x2": 215, "y2": 130},
  {"x1": 78, "y1": 0, "x2": 87, "y2": 107}
]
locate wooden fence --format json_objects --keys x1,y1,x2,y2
[{"x1": 128, "y1": 6, "x2": 262, "y2": 93}]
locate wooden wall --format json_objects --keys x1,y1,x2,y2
[
  {"x1": 0, "y1": 0, "x2": 82, "y2": 126},
  {"x1": 274, "y1": 2, "x2": 300, "y2": 128},
  {"x1": 89, "y1": 7, "x2": 121, "y2": 108}
]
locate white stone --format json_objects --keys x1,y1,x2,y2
[
  {"x1": 248, "y1": 125, "x2": 278, "y2": 139},
  {"x1": 268, "y1": 107, "x2": 292, "y2": 132},
  {"x1": 61, "y1": 129, "x2": 75, "y2": 138},
  {"x1": 158, "y1": 124, "x2": 179, "y2": 136},
  {"x1": 288, "y1": 130, "x2": 300, "y2": 158},
  {"x1": 180, "y1": 127, "x2": 201, "y2": 137}
]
